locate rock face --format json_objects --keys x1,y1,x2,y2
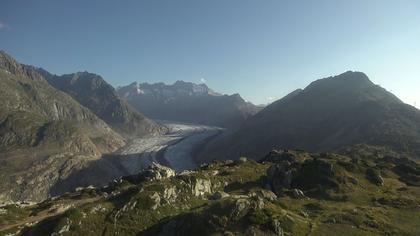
[
  {"x1": 266, "y1": 162, "x2": 293, "y2": 195},
  {"x1": 149, "y1": 192, "x2": 161, "y2": 210},
  {"x1": 261, "y1": 150, "x2": 299, "y2": 163},
  {"x1": 0, "y1": 51, "x2": 126, "y2": 202},
  {"x1": 138, "y1": 163, "x2": 176, "y2": 181},
  {"x1": 264, "y1": 151, "x2": 340, "y2": 197},
  {"x1": 292, "y1": 158, "x2": 337, "y2": 190},
  {"x1": 212, "y1": 191, "x2": 230, "y2": 200},
  {"x1": 199, "y1": 71, "x2": 420, "y2": 161},
  {"x1": 230, "y1": 198, "x2": 251, "y2": 219},
  {"x1": 366, "y1": 168, "x2": 384, "y2": 186},
  {"x1": 117, "y1": 81, "x2": 260, "y2": 128},
  {"x1": 44, "y1": 71, "x2": 166, "y2": 138},
  {"x1": 193, "y1": 179, "x2": 212, "y2": 197},
  {"x1": 292, "y1": 189, "x2": 306, "y2": 199},
  {"x1": 271, "y1": 219, "x2": 285, "y2": 236},
  {"x1": 256, "y1": 189, "x2": 277, "y2": 201}
]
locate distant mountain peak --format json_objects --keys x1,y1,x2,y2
[
  {"x1": 42, "y1": 70, "x2": 165, "y2": 138},
  {"x1": 0, "y1": 50, "x2": 15, "y2": 61},
  {"x1": 129, "y1": 81, "x2": 138, "y2": 86},
  {"x1": 74, "y1": 71, "x2": 95, "y2": 77},
  {"x1": 0, "y1": 51, "x2": 48, "y2": 82},
  {"x1": 69, "y1": 71, "x2": 101, "y2": 79},
  {"x1": 0, "y1": 50, "x2": 21, "y2": 72},
  {"x1": 120, "y1": 80, "x2": 221, "y2": 98},
  {"x1": 117, "y1": 80, "x2": 259, "y2": 127},
  {"x1": 0, "y1": 50, "x2": 13, "y2": 60},
  {"x1": 306, "y1": 71, "x2": 373, "y2": 91},
  {"x1": 173, "y1": 80, "x2": 191, "y2": 86},
  {"x1": 172, "y1": 80, "x2": 212, "y2": 93},
  {"x1": 334, "y1": 71, "x2": 372, "y2": 84},
  {"x1": 300, "y1": 71, "x2": 403, "y2": 105}
]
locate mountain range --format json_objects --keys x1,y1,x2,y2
[
  {"x1": 1, "y1": 51, "x2": 420, "y2": 205},
  {"x1": 198, "y1": 71, "x2": 420, "y2": 162},
  {"x1": 117, "y1": 81, "x2": 260, "y2": 128},
  {"x1": 1, "y1": 51, "x2": 420, "y2": 235}
]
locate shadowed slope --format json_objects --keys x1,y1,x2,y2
[
  {"x1": 44, "y1": 71, "x2": 167, "y2": 138},
  {"x1": 0, "y1": 51, "x2": 125, "y2": 201}
]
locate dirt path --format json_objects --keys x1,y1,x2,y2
[{"x1": 0, "y1": 197, "x2": 100, "y2": 233}]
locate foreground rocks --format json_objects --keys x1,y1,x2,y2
[
  {"x1": 265, "y1": 152, "x2": 341, "y2": 198},
  {"x1": 3, "y1": 149, "x2": 420, "y2": 236},
  {"x1": 140, "y1": 162, "x2": 176, "y2": 181},
  {"x1": 266, "y1": 161, "x2": 293, "y2": 195}
]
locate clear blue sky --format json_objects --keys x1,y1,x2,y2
[{"x1": 1, "y1": 0, "x2": 419, "y2": 106}]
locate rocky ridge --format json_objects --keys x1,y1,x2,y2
[
  {"x1": 0, "y1": 51, "x2": 126, "y2": 202},
  {"x1": 44, "y1": 71, "x2": 167, "y2": 138}
]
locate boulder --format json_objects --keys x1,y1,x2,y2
[
  {"x1": 266, "y1": 161, "x2": 293, "y2": 195},
  {"x1": 230, "y1": 198, "x2": 250, "y2": 219},
  {"x1": 178, "y1": 170, "x2": 195, "y2": 176},
  {"x1": 149, "y1": 192, "x2": 161, "y2": 210},
  {"x1": 271, "y1": 219, "x2": 284, "y2": 236},
  {"x1": 292, "y1": 189, "x2": 306, "y2": 199},
  {"x1": 224, "y1": 160, "x2": 234, "y2": 165},
  {"x1": 255, "y1": 189, "x2": 277, "y2": 201},
  {"x1": 252, "y1": 196, "x2": 265, "y2": 210},
  {"x1": 236, "y1": 157, "x2": 248, "y2": 164},
  {"x1": 52, "y1": 217, "x2": 71, "y2": 236},
  {"x1": 140, "y1": 162, "x2": 175, "y2": 181},
  {"x1": 192, "y1": 178, "x2": 212, "y2": 197},
  {"x1": 292, "y1": 158, "x2": 338, "y2": 190},
  {"x1": 0, "y1": 208, "x2": 7, "y2": 215},
  {"x1": 239, "y1": 157, "x2": 248, "y2": 163},
  {"x1": 179, "y1": 176, "x2": 213, "y2": 197},
  {"x1": 162, "y1": 186, "x2": 177, "y2": 203},
  {"x1": 262, "y1": 149, "x2": 298, "y2": 164},
  {"x1": 212, "y1": 191, "x2": 230, "y2": 200},
  {"x1": 366, "y1": 168, "x2": 384, "y2": 186},
  {"x1": 210, "y1": 170, "x2": 220, "y2": 176},
  {"x1": 348, "y1": 176, "x2": 359, "y2": 185},
  {"x1": 300, "y1": 210, "x2": 309, "y2": 218}
]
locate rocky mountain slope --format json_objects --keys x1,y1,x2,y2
[
  {"x1": 117, "y1": 81, "x2": 260, "y2": 128},
  {"x1": 0, "y1": 51, "x2": 126, "y2": 202},
  {"x1": 1, "y1": 147, "x2": 419, "y2": 235},
  {"x1": 43, "y1": 71, "x2": 166, "y2": 138},
  {"x1": 198, "y1": 71, "x2": 420, "y2": 162}
]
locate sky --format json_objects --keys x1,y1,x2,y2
[{"x1": 0, "y1": 0, "x2": 419, "y2": 107}]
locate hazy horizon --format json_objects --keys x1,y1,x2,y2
[{"x1": 1, "y1": 0, "x2": 419, "y2": 107}]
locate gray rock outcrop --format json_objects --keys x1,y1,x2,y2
[{"x1": 266, "y1": 161, "x2": 293, "y2": 195}]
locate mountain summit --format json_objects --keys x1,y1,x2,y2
[
  {"x1": 198, "y1": 71, "x2": 420, "y2": 161},
  {"x1": 44, "y1": 71, "x2": 166, "y2": 137},
  {"x1": 117, "y1": 81, "x2": 260, "y2": 128}
]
